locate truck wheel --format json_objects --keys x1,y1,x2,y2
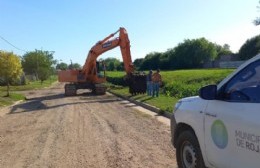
[{"x1": 176, "y1": 130, "x2": 205, "y2": 168}]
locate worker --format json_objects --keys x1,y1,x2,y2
[
  {"x1": 152, "y1": 69, "x2": 162, "y2": 97},
  {"x1": 146, "y1": 70, "x2": 153, "y2": 96}
]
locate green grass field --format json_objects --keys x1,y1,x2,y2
[
  {"x1": 0, "y1": 75, "x2": 57, "y2": 92},
  {"x1": 0, "y1": 92, "x2": 25, "y2": 106},
  {"x1": 0, "y1": 75, "x2": 57, "y2": 107},
  {"x1": 109, "y1": 87, "x2": 177, "y2": 113},
  {"x1": 107, "y1": 69, "x2": 234, "y2": 85},
  {"x1": 107, "y1": 69, "x2": 234, "y2": 113}
]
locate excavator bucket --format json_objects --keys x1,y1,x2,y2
[{"x1": 128, "y1": 72, "x2": 147, "y2": 95}]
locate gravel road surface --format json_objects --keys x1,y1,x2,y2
[{"x1": 0, "y1": 83, "x2": 177, "y2": 168}]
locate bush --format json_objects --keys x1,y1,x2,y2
[
  {"x1": 164, "y1": 81, "x2": 201, "y2": 98},
  {"x1": 106, "y1": 76, "x2": 127, "y2": 86},
  {"x1": 106, "y1": 69, "x2": 234, "y2": 99}
]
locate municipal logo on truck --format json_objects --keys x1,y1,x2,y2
[{"x1": 211, "y1": 120, "x2": 228, "y2": 149}]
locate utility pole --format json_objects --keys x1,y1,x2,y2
[{"x1": 70, "y1": 59, "x2": 73, "y2": 69}]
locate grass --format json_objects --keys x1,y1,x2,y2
[
  {"x1": 162, "y1": 69, "x2": 234, "y2": 98},
  {"x1": 108, "y1": 87, "x2": 177, "y2": 113},
  {"x1": 107, "y1": 69, "x2": 234, "y2": 85},
  {"x1": 0, "y1": 75, "x2": 57, "y2": 92},
  {"x1": 0, "y1": 92, "x2": 25, "y2": 106},
  {"x1": 0, "y1": 75, "x2": 57, "y2": 107},
  {"x1": 161, "y1": 69, "x2": 234, "y2": 85},
  {"x1": 107, "y1": 69, "x2": 235, "y2": 113}
]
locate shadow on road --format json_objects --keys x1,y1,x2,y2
[
  {"x1": 26, "y1": 93, "x2": 65, "y2": 101},
  {"x1": 9, "y1": 93, "x2": 122, "y2": 115}
]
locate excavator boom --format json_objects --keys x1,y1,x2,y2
[{"x1": 58, "y1": 27, "x2": 146, "y2": 96}]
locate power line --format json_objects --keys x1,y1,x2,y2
[{"x1": 0, "y1": 35, "x2": 27, "y2": 53}]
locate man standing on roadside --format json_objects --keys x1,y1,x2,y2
[
  {"x1": 146, "y1": 70, "x2": 153, "y2": 96},
  {"x1": 152, "y1": 69, "x2": 162, "y2": 97}
]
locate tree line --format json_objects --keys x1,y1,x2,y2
[
  {"x1": 133, "y1": 35, "x2": 260, "y2": 70},
  {"x1": 0, "y1": 49, "x2": 83, "y2": 96},
  {"x1": 95, "y1": 35, "x2": 260, "y2": 72}
]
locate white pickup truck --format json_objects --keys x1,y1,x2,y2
[{"x1": 171, "y1": 53, "x2": 260, "y2": 168}]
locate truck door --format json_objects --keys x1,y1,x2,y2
[{"x1": 204, "y1": 60, "x2": 260, "y2": 168}]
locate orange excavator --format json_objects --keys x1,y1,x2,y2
[{"x1": 58, "y1": 27, "x2": 146, "y2": 96}]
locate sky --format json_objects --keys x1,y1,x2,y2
[{"x1": 0, "y1": 0, "x2": 259, "y2": 65}]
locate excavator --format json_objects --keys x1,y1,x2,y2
[{"x1": 58, "y1": 27, "x2": 146, "y2": 96}]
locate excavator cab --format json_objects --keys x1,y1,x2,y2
[{"x1": 96, "y1": 61, "x2": 106, "y2": 78}]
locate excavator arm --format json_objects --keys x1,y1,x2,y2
[
  {"x1": 82, "y1": 27, "x2": 134, "y2": 81},
  {"x1": 58, "y1": 27, "x2": 146, "y2": 96}
]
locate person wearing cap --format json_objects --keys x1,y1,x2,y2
[
  {"x1": 146, "y1": 70, "x2": 153, "y2": 96},
  {"x1": 152, "y1": 69, "x2": 162, "y2": 97}
]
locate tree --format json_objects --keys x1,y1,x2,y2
[
  {"x1": 254, "y1": 1, "x2": 260, "y2": 25},
  {"x1": 22, "y1": 50, "x2": 56, "y2": 81},
  {"x1": 108, "y1": 61, "x2": 115, "y2": 71},
  {"x1": 68, "y1": 63, "x2": 81, "y2": 69},
  {"x1": 38, "y1": 67, "x2": 50, "y2": 84},
  {"x1": 159, "y1": 49, "x2": 174, "y2": 70},
  {"x1": 103, "y1": 57, "x2": 121, "y2": 71},
  {"x1": 133, "y1": 58, "x2": 144, "y2": 70},
  {"x1": 238, "y1": 35, "x2": 260, "y2": 60},
  {"x1": 0, "y1": 51, "x2": 23, "y2": 96},
  {"x1": 139, "y1": 52, "x2": 161, "y2": 70},
  {"x1": 169, "y1": 38, "x2": 217, "y2": 69},
  {"x1": 116, "y1": 62, "x2": 124, "y2": 71},
  {"x1": 215, "y1": 43, "x2": 233, "y2": 59},
  {"x1": 56, "y1": 62, "x2": 68, "y2": 70}
]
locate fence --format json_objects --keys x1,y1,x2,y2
[{"x1": 219, "y1": 61, "x2": 245, "y2": 68}]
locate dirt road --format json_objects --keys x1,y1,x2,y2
[{"x1": 0, "y1": 84, "x2": 177, "y2": 168}]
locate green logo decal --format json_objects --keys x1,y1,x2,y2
[{"x1": 211, "y1": 120, "x2": 228, "y2": 149}]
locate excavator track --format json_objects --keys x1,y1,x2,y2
[
  {"x1": 65, "y1": 84, "x2": 77, "y2": 96},
  {"x1": 93, "y1": 84, "x2": 107, "y2": 95}
]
